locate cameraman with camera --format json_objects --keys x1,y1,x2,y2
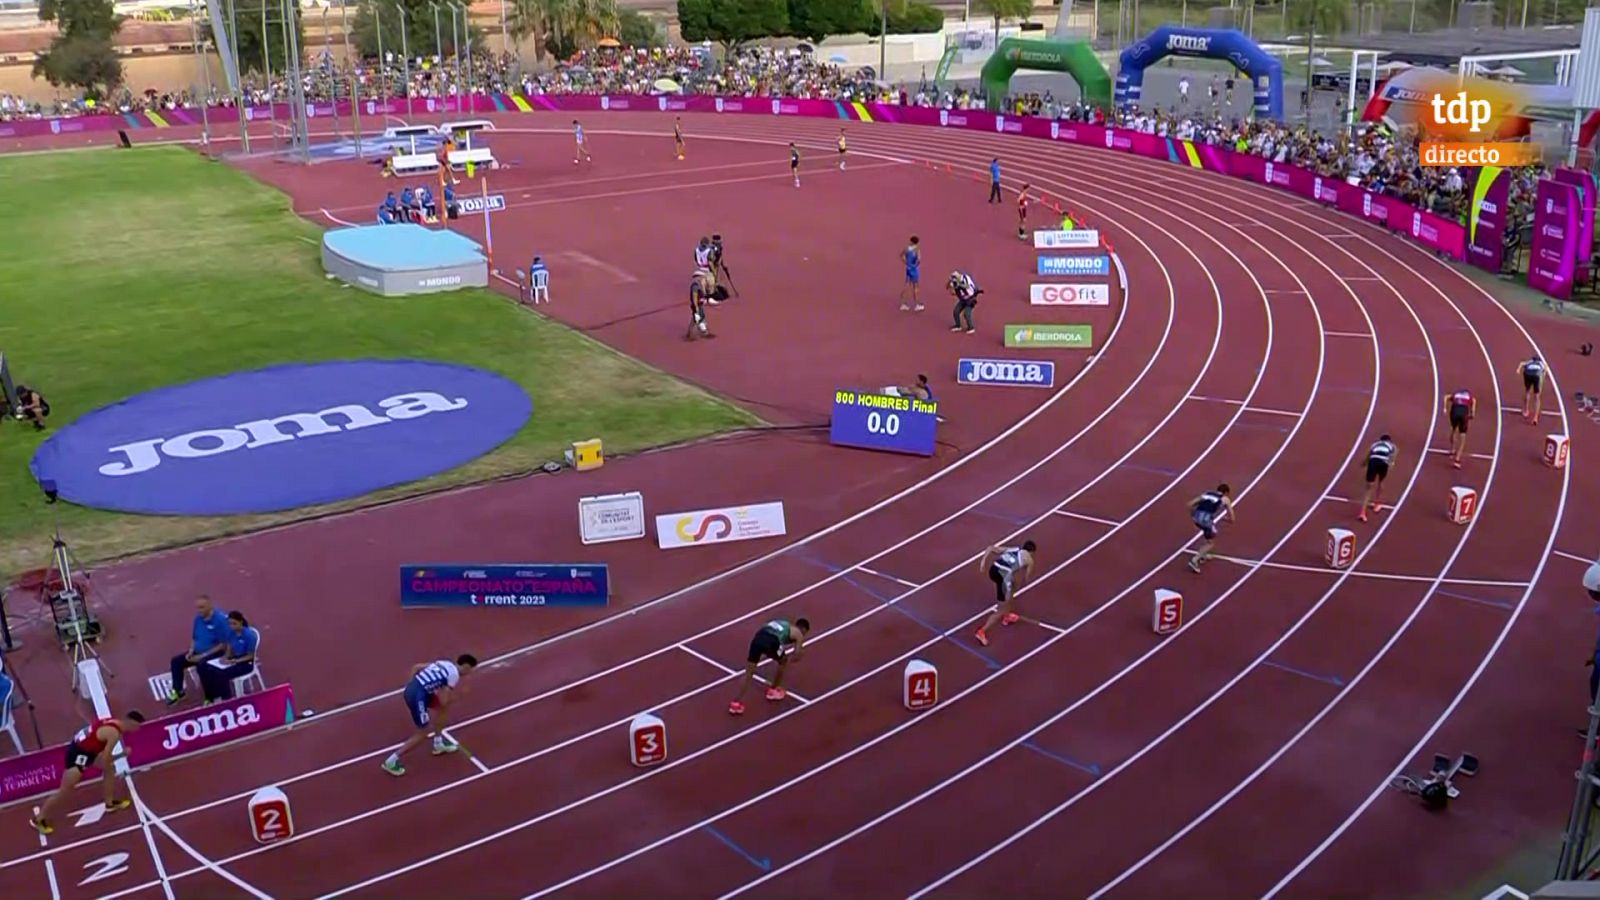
[{"x1": 14, "y1": 385, "x2": 48, "y2": 430}]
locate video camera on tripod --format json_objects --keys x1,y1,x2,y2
[{"x1": 38, "y1": 479, "x2": 104, "y2": 654}]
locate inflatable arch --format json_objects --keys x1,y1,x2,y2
[
  {"x1": 1117, "y1": 26, "x2": 1283, "y2": 121},
  {"x1": 980, "y1": 38, "x2": 1113, "y2": 114}
]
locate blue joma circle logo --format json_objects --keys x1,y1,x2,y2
[{"x1": 31, "y1": 360, "x2": 532, "y2": 516}]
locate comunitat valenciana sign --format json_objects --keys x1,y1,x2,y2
[{"x1": 30, "y1": 360, "x2": 532, "y2": 516}]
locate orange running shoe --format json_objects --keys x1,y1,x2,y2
[
  {"x1": 1001, "y1": 613, "x2": 1020, "y2": 626},
  {"x1": 728, "y1": 701, "x2": 745, "y2": 715},
  {"x1": 764, "y1": 687, "x2": 786, "y2": 702},
  {"x1": 974, "y1": 629, "x2": 989, "y2": 647},
  {"x1": 1358, "y1": 509, "x2": 1368, "y2": 523}
]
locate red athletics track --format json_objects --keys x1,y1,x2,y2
[{"x1": 0, "y1": 113, "x2": 1590, "y2": 899}]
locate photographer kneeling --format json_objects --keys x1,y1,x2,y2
[{"x1": 4, "y1": 384, "x2": 48, "y2": 430}]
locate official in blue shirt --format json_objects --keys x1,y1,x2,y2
[
  {"x1": 197, "y1": 612, "x2": 261, "y2": 703},
  {"x1": 443, "y1": 184, "x2": 458, "y2": 219},
  {"x1": 399, "y1": 186, "x2": 417, "y2": 222},
  {"x1": 988, "y1": 158, "x2": 1002, "y2": 203},
  {"x1": 377, "y1": 205, "x2": 397, "y2": 224},
  {"x1": 166, "y1": 595, "x2": 231, "y2": 704},
  {"x1": 417, "y1": 185, "x2": 436, "y2": 221}
]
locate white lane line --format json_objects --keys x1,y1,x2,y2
[
  {"x1": 1245, "y1": 406, "x2": 1301, "y2": 418},
  {"x1": 1324, "y1": 331, "x2": 1373, "y2": 339},
  {"x1": 1425, "y1": 448, "x2": 1495, "y2": 460},
  {"x1": 1205, "y1": 555, "x2": 1528, "y2": 587},
  {"x1": 856, "y1": 566, "x2": 921, "y2": 588},
  {"x1": 1554, "y1": 549, "x2": 1595, "y2": 564},
  {"x1": 1052, "y1": 509, "x2": 1121, "y2": 527},
  {"x1": 677, "y1": 645, "x2": 811, "y2": 704}
]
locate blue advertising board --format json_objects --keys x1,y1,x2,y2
[
  {"x1": 1037, "y1": 255, "x2": 1111, "y2": 277},
  {"x1": 828, "y1": 390, "x2": 938, "y2": 456},
  {"x1": 957, "y1": 358, "x2": 1056, "y2": 388},
  {"x1": 401, "y1": 564, "x2": 610, "y2": 608}
]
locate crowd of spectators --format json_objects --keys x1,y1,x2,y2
[{"x1": 2, "y1": 42, "x2": 1547, "y2": 225}]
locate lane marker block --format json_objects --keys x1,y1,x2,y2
[
  {"x1": 1152, "y1": 589, "x2": 1183, "y2": 635},
  {"x1": 629, "y1": 713, "x2": 667, "y2": 767},
  {"x1": 1326, "y1": 528, "x2": 1356, "y2": 570},
  {"x1": 247, "y1": 786, "x2": 294, "y2": 844},
  {"x1": 904, "y1": 659, "x2": 938, "y2": 711},
  {"x1": 1545, "y1": 434, "x2": 1570, "y2": 469},
  {"x1": 1447, "y1": 486, "x2": 1478, "y2": 525}
]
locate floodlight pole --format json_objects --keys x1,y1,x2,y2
[
  {"x1": 228, "y1": 0, "x2": 249, "y2": 152},
  {"x1": 397, "y1": 4, "x2": 413, "y2": 119},
  {"x1": 340, "y1": 0, "x2": 364, "y2": 158},
  {"x1": 188, "y1": 0, "x2": 213, "y2": 146},
  {"x1": 376, "y1": 5, "x2": 387, "y2": 106}
]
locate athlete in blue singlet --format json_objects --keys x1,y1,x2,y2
[
  {"x1": 899, "y1": 236, "x2": 923, "y2": 311},
  {"x1": 573, "y1": 120, "x2": 592, "y2": 164},
  {"x1": 1187, "y1": 483, "x2": 1235, "y2": 573},
  {"x1": 1518, "y1": 355, "x2": 1545, "y2": 423},
  {"x1": 974, "y1": 541, "x2": 1037, "y2": 646},
  {"x1": 383, "y1": 654, "x2": 478, "y2": 776}
]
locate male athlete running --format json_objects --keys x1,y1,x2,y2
[
  {"x1": 1356, "y1": 434, "x2": 1396, "y2": 523},
  {"x1": 974, "y1": 541, "x2": 1036, "y2": 647},
  {"x1": 573, "y1": 120, "x2": 592, "y2": 164},
  {"x1": 31, "y1": 711, "x2": 145, "y2": 835},
  {"x1": 1187, "y1": 483, "x2": 1235, "y2": 573},
  {"x1": 729, "y1": 618, "x2": 810, "y2": 714},
  {"x1": 789, "y1": 143, "x2": 801, "y2": 187},
  {"x1": 1444, "y1": 387, "x2": 1476, "y2": 468},
  {"x1": 837, "y1": 128, "x2": 848, "y2": 170},
  {"x1": 674, "y1": 116, "x2": 686, "y2": 160}
]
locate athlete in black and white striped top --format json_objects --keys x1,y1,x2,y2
[
  {"x1": 974, "y1": 540, "x2": 1036, "y2": 647},
  {"x1": 1517, "y1": 354, "x2": 1545, "y2": 423},
  {"x1": 1357, "y1": 434, "x2": 1396, "y2": 523},
  {"x1": 1186, "y1": 484, "x2": 1235, "y2": 573}
]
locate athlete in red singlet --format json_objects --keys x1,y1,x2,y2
[
  {"x1": 1443, "y1": 388, "x2": 1476, "y2": 469},
  {"x1": 31, "y1": 712, "x2": 145, "y2": 835}
]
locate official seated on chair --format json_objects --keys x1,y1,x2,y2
[
  {"x1": 399, "y1": 186, "x2": 418, "y2": 222},
  {"x1": 418, "y1": 185, "x2": 437, "y2": 222},
  {"x1": 197, "y1": 611, "x2": 260, "y2": 703},
  {"x1": 165, "y1": 594, "x2": 231, "y2": 705},
  {"x1": 0, "y1": 663, "x2": 21, "y2": 756}
]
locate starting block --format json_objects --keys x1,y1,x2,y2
[
  {"x1": 1447, "y1": 486, "x2": 1478, "y2": 525},
  {"x1": 1545, "y1": 434, "x2": 1570, "y2": 469},
  {"x1": 903, "y1": 660, "x2": 938, "y2": 710},
  {"x1": 629, "y1": 713, "x2": 667, "y2": 767},
  {"x1": 1326, "y1": 529, "x2": 1356, "y2": 569},
  {"x1": 247, "y1": 786, "x2": 294, "y2": 844},
  {"x1": 565, "y1": 438, "x2": 604, "y2": 471},
  {"x1": 1152, "y1": 589, "x2": 1183, "y2": 635}
]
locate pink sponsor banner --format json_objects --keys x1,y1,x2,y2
[
  {"x1": 125, "y1": 683, "x2": 294, "y2": 767},
  {"x1": 0, "y1": 745, "x2": 91, "y2": 806},
  {"x1": 0, "y1": 114, "x2": 127, "y2": 139},
  {"x1": 0, "y1": 683, "x2": 293, "y2": 806},
  {"x1": 1554, "y1": 167, "x2": 1596, "y2": 281},
  {"x1": 1530, "y1": 178, "x2": 1580, "y2": 299}
]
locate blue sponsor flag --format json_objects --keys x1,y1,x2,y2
[{"x1": 401, "y1": 564, "x2": 609, "y2": 607}]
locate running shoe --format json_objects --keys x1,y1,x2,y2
[
  {"x1": 914, "y1": 304, "x2": 925, "y2": 311},
  {"x1": 382, "y1": 759, "x2": 406, "y2": 777},
  {"x1": 728, "y1": 701, "x2": 746, "y2": 715},
  {"x1": 764, "y1": 687, "x2": 786, "y2": 701},
  {"x1": 1358, "y1": 509, "x2": 1368, "y2": 523},
  {"x1": 973, "y1": 629, "x2": 989, "y2": 647},
  {"x1": 1187, "y1": 558, "x2": 1203, "y2": 573},
  {"x1": 1001, "y1": 613, "x2": 1020, "y2": 626},
  {"x1": 30, "y1": 817, "x2": 52, "y2": 835},
  {"x1": 105, "y1": 798, "x2": 132, "y2": 813},
  {"x1": 431, "y1": 738, "x2": 459, "y2": 755}
]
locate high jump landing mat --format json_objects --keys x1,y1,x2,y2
[{"x1": 322, "y1": 224, "x2": 488, "y2": 296}]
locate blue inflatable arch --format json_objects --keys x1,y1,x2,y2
[{"x1": 1117, "y1": 26, "x2": 1284, "y2": 121}]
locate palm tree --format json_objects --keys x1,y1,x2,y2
[
  {"x1": 508, "y1": 0, "x2": 616, "y2": 61},
  {"x1": 976, "y1": 0, "x2": 1033, "y2": 45}
]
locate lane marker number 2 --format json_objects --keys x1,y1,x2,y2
[{"x1": 78, "y1": 852, "x2": 131, "y2": 886}]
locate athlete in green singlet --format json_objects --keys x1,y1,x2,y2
[{"x1": 729, "y1": 617, "x2": 810, "y2": 715}]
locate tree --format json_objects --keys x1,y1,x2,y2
[
  {"x1": 617, "y1": 8, "x2": 664, "y2": 47},
  {"x1": 976, "y1": 0, "x2": 1031, "y2": 42},
  {"x1": 677, "y1": 0, "x2": 788, "y2": 50},
  {"x1": 33, "y1": 0, "x2": 121, "y2": 98},
  {"x1": 508, "y1": 0, "x2": 620, "y2": 61},
  {"x1": 353, "y1": 0, "x2": 480, "y2": 62},
  {"x1": 787, "y1": 0, "x2": 871, "y2": 43},
  {"x1": 864, "y1": 0, "x2": 942, "y2": 35},
  {"x1": 202, "y1": 0, "x2": 306, "y2": 78}
]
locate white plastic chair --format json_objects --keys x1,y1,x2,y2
[
  {"x1": 230, "y1": 628, "x2": 266, "y2": 698},
  {"x1": 529, "y1": 267, "x2": 550, "y2": 303},
  {"x1": 0, "y1": 681, "x2": 22, "y2": 755}
]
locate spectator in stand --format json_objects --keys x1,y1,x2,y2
[
  {"x1": 196, "y1": 611, "x2": 260, "y2": 703},
  {"x1": 165, "y1": 595, "x2": 231, "y2": 705}
]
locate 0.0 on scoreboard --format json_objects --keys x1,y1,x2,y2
[{"x1": 828, "y1": 390, "x2": 938, "y2": 456}]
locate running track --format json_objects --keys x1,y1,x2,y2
[{"x1": 0, "y1": 112, "x2": 1592, "y2": 899}]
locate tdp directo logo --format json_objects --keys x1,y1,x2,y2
[
  {"x1": 958, "y1": 358, "x2": 1056, "y2": 388},
  {"x1": 676, "y1": 513, "x2": 733, "y2": 542}
]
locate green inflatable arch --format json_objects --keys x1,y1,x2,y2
[{"x1": 980, "y1": 38, "x2": 1112, "y2": 113}]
